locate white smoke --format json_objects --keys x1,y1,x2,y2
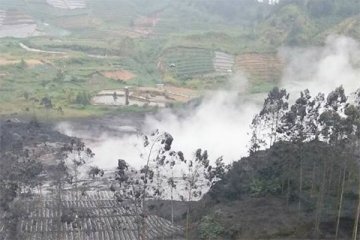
[
  {"x1": 57, "y1": 35, "x2": 360, "y2": 172},
  {"x1": 280, "y1": 35, "x2": 360, "y2": 95},
  {"x1": 143, "y1": 89, "x2": 260, "y2": 165}
]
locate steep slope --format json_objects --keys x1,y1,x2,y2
[
  {"x1": 258, "y1": 3, "x2": 318, "y2": 47},
  {"x1": 191, "y1": 141, "x2": 359, "y2": 239},
  {"x1": 316, "y1": 15, "x2": 360, "y2": 42}
]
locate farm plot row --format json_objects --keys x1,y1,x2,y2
[
  {"x1": 0, "y1": 9, "x2": 35, "y2": 26},
  {"x1": 0, "y1": 10, "x2": 5, "y2": 25},
  {"x1": 0, "y1": 9, "x2": 38, "y2": 38},
  {"x1": 46, "y1": 0, "x2": 86, "y2": 10},
  {"x1": 235, "y1": 53, "x2": 283, "y2": 81},
  {"x1": 161, "y1": 48, "x2": 215, "y2": 78},
  {"x1": 0, "y1": 192, "x2": 183, "y2": 240},
  {"x1": 213, "y1": 51, "x2": 234, "y2": 73},
  {"x1": 0, "y1": 0, "x2": 24, "y2": 10}
]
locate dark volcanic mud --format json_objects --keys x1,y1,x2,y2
[
  {"x1": 0, "y1": 118, "x2": 72, "y2": 165},
  {"x1": 0, "y1": 118, "x2": 70, "y2": 150},
  {"x1": 57, "y1": 112, "x2": 150, "y2": 139}
]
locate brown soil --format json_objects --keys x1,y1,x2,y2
[
  {"x1": 0, "y1": 58, "x2": 43, "y2": 66},
  {"x1": 137, "y1": 85, "x2": 197, "y2": 102},
  {"x1": 235, "y1": 53, "x2": 283, "y2": 82},
  {"x1": 102, "y1": 70, "x2": 136, "y2": 81}
]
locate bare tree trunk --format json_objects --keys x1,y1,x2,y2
[
  {"x1": 286, "y1": 159, "x2": 292, "y2": 207},
  {"x1": 298, "y1": 153, "x2": 303, "y2": 212},
  {"x1": 311, "y1": 160, "x2": 316, "y2": 197},
  {"x1": 186, "y1": 186, "x2": 192, "y2": 240},
  {"x1": 186, "y1": 203, "x2": 190, "y2": 240},
  {"x1": 171, "y1": 186, "x2": 174, "y2": 224},
  {"x1": 352, "y1": 165, "x2": 360, "y2": 240},
  {"x1": 56, "y1": 181, "x2": 63, "y2": 240},
  {"x1": 315, "y1": 159, "x2": 327, "y2": 239},
  {"x1": 335, "y1": 157, "x2": 347, "y2": 239}
]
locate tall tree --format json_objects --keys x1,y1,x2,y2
[
  {"x1": 0, "y1": 150, "x2": 43, "y2": 240},
  {"x1": 114, "y1": 130, "x2": 175, "y2": 240},
  {"x1": 60, "y1": 138, "x2": 95, "y2": 239},
  {"x1": 316, "y1": 86, "x2": 347, "y2": 237},
  {"x1": 259, "y1": 87, "x2": 289, "y2": 147}
]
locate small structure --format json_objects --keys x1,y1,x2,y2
[
  {"x1": 125, "y1": 87, "x2": 129, "y2": 105},
  {"x1": 156, "y1": 83, "x2": 164, "y2": 90}
]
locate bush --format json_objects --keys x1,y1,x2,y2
[
  {"x1": 199, "y1": 214, "x2": 225, "y2": 240},
  {"x1": 249, "y1": 177, "x2": 282, "y2": 197},
  {"x1": 75, "y1": 91, "x2": 91, "y2": 106}
]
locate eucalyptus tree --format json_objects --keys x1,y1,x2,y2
[
  {"x1": 60, "y1": 138, "x2": 95, "y2": 239},
  {"x1": 280, "y1": 89, "x2": 323, "y2": 211},
  {"x1": 113, "y1": 131, "x2": 227, "y2": 240},
  {"x1": 337, "y1": 104, "x2": 360, "y2": 240},
  {"x1": 48, "y1": 157, "x2": 71, "y2": 240},
  {"x1": 259, "y1": 87, "x2": 289, "y2": 147},
  {"x1": 0, "y1": 149, "x2": 43, "y2": 240},
  {"x1": 316, "y1": 86, "x2": 348, "y2": 238},
  {"x1": 114, "y1": 130, "x2": 176, "y2": 240},
  {"x1": 178, "y1": 149, "x2": 227, "y2": 240},
  {"x1": 349, "y1": 90, "x2": 360, "y2": 240},
  {"x1": 167, "y1": 150, "x2": 182, "y2": 224},
  {"x1": 249, "y1": 114, "x2": 266, "y2": 155},
  {"x1": 61, "y1": 138, "x2": 95, "y2": 203}
]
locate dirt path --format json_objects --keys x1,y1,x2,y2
[{"x1": 19, "y1": 42, "x2": 66, "y2": 54}]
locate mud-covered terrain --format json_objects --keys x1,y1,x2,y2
[
  {"x1": 56, "y1": 112, "x2": 148, "y2": 140},
  {"x1": 0, "y1": 118, "x2": 71, "y2": 165}
]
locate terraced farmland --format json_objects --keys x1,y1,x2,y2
[
  {"x1": 213, "y1": 51, "x2": 234, "y2": 74},
  {"x1": 0, "y1": 192, "x2": 183, "y2": 240},
  {"x1": 160, "y1": 48, "x2": 214, "y2": 79},
  {"x1": 0, "y1": 9, "x2": 38, "y2": 38},
  {"x1": 47, "y1": 0, "x2": 86, "y2": 10},
  {"x1": 235, "y1": 53, "x2": 283, "y2": 82},
  {"x1": 0, "y1": 10, "x2": 5, "y2": 26}
]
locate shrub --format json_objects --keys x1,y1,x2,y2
[{"x1": 199, "y1": 214, "x2": 225, "y2": 240}]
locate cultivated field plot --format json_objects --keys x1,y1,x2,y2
[
  {"x1": 235, "y1": 53, "x2": 283, "y2": 82},
  {"x1": 0, "y1": 192, "x2": 183, "y2": 240},
  {"x1": 102, "y1": 70, "x2": 136, "y2": 81},
  {"x1": 92, "y1": 86, "x2": 197, "y2": 107},
  {"x1": 47, "y1": 0, "x2": 86, "y2": 10},
  {"x1": 159, "y1": 48, "x2": 215, "y2": 79},
  {"x1": 160, "y1": 48, "x2": 236, "y2": 80},
  {"x1": 213, "y1": 51, "x2": 234, "y2": 75},
  {"x1": 0, "y1": 9, "x2": 39, "y2": 38},
  {"x1": 0, "y1": 10, "x2": 5, "y2": 25}
]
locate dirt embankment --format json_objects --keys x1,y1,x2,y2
[
  {"x1": 101, "y1": 70, "x2": 136, "y2": 81},
  {"x1": 0, "y1": 58, "x2": 43, "y2": 66}
]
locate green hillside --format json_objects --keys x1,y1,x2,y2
[{"x1": 1, "y1": 0, "x2": 360, "y2": 117}]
